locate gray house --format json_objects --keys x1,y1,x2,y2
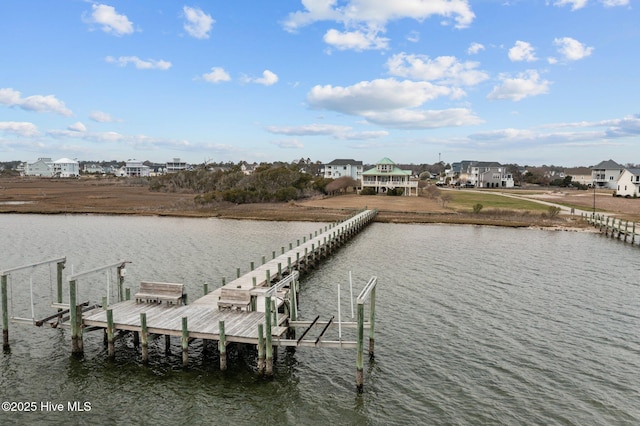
[{"x1": 592, "y1": 160, "x2": 624, "y2": 189}]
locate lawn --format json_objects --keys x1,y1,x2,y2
[{"x1": 447, "y1": 190, "x2": 552, "y2": 212}]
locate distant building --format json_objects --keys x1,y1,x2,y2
[
  {"x1": 447, "y1": 160, "x2": 513, "y2": 188},
  {"x1": 116, "y1": 159, "x2": 150, "y2": 177},
  {"x1": 592, "y1": 160, "x2": 624, "y2": 189},
  {"x1": 52, "y1": 158, "x2": 79, "y2": 177},
  {"x1": 83, "y1": 163, "x2": 104, "y2": 174},
  {"x1": 565, "y1": 167, "x2": 592, "y2": 186},
  {"x1": 24, "y1": 157, "x2": 79, "y2": 177},
  {"x1": 25, "y1": 158, "x2": 53, "y2": 177},
  {"x1": 361, "y1": 157, "x2": 418, "y2": 196},
  {"x1": 166, "y1": 158, "x2": 188, "y2": 173},
  {"x1": 322, "y1": 159, "x2": 363, "y2": 181},
  {"x1": 616, "y1": 168, "x2": 640, "y2": 197}
]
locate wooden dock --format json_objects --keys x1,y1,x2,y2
[
  {"x1": 584, "y1": 213, "x2": 640, "y2": 244},
  {"x1": 2, "y1": 209, "x2": 378, "y2": 390}
]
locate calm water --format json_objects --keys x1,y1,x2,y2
[{"x1": 0, "y1": 214, "x2": 639, "y2": 425}]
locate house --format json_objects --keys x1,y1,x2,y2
[
  {"x1": 360, "y1": 157, "x2": 418, "y2": 196},
  {"x1": 448, "y1": 160, "x2": 513, "y2": 188},
  {"x1": 472, "y1": 162, "x2": 514, "y2": 188},
  {"x1": 116, "y1": 159, "x2": 150, "y2": 177},
  {"x1": 52, "y1": 158, "x2": 79, "y2": 177},
  {"x1": 83, "y1": 163, "x2": 104, "y2": 174},
  {"x1": 565, "y1": 167, "x2": 592, "y2": 186},
  {"x1": 592, "y1": 160, "x2": 624, "y2": 189},
  {"x1": 166, "y1": 158, "x2": 188, "y2": 173},
  {"x1": 616, "y1": 168, "x2": 640, "y2": 197},
  {"x1": 322, "y1": 159, "x2": 363, "y2": 181},
  {"x1": 24, "y1": 158, "x2": 53, "y2": 177}
]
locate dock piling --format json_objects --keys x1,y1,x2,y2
[
  {"x1": 106, "y1": 309, "x2": 115, "y2": 359},
  {"x1": 2, "y1": 275, "x2": 9, "y2": 351},
  {"x1": 140, "y1": 313, "x2": 148, "y2": 363},
  {"x1": 219, "y1": 320, "x2": 227, "y2": 371},
  {"x1": 181, "y1": 317, "x2": 188, "y2": 367}
]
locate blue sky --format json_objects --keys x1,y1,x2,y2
[{"x1": 0, "y1": 0, "x2": 638, "y2": 167}]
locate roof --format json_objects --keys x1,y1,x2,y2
[
  {"x1": 53, "y1": 158, "x2": 78, "y2": 164},
  {"x1": 592, "y1": 159, "x2": 623, "y2": 170},
  {"x1": 623, "y1": 168, "x2": 640, "y2": 176},
  {"x1": 326, "y1": 159, "x2": 363, "y2": 166},
  {"x1": 376, "y1": 157, "x2": 395, "y2": 165}
]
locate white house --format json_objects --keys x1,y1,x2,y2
[
  {"x1": 322, "y1": 159, "x2": 363, "y2": 181},
  {"x1": 592, "y1": 160, "x2": 624, "y2": 189},
  {"x1": 616, "y1": 168, "x2": 640, "y2": 197},
  {"x1": 361, "y1": 157, "x2": 418, "y2": 196},
  {"x1": 116, "y1": 159, "x2": 150, "y2": 177},
  {"x1": 448, "y1": 160, "x2": 513, "y2": 188},
  {"x1": 166, "y1": 158, "x2": 188, "y2": 173},
  {"x1": 52, "y1": 158, "x2": 79, "y2": 177}
]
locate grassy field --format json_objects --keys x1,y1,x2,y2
[{"x1": 447, "y1": 190, "x2": 551, "y2": 212}]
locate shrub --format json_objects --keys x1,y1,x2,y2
[
  {"x1": 360, "y1": 187, "x2": 376, "y2": 195},
  {"x1": 472, "y1": 203, "x2": 483, "y2": 214},
  {"x1": 547, "y1": 206, "x2": 561, "y2": 218}
]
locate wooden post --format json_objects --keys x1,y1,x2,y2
[
  {"x1": 356, "y1": 301, "x2": 364, "y2": 391},
  {"x1": 56, "y1": 261, "x2": 64, "y2": 306},
  {"x1": 250, "y1": 261, "x2": 254, "y2": 271},
  {"x1": 2, "y1": 275, "x2": 9, "y2": 351},
  {"x1": 140, "y1": 313, "x2": 149, "y2": 363},
  {"x1": 265, "y1": 296, "x2": 273, "y2": 376},
  {"x1": 203, "y1": 282, "x2": 209, "y2": 295},
  {"x1": 125, "y1": 288, "x2": 131, "y2": 301},
  {"x1": 181, "y1": 317, "x2": 188, "y2": 367},
  {"x1": 272, "y1": 250, "x2": 276, "y2": 260},
  {"x1": 369, "y1": 286, "x2": 376, "y2": 357},
  {"x1": 219, "y1": 320, "x2": 227, "y2": 371},
  {"x1": 266, "y1": 270, "x2": 271, "y2": 285},
  {"x1": 257, "y1": 323, "x2": 265, "y2": 374},
  {"x1": 236, "y1": 267, "x2": 241, "y2": 279},
  {"x1": 117, "y1": 264, "x2": 125, "y2": 302},
  {"x1": 262, "y1": 255, "x2": 266, "y2": 265},
  {"x1": 69, "y1": 279, "x2": 83, "y2": 354},
  {"x1": 106, "y1": 309, "x2": 115, "y2": 359},
  {"x1": 165, "y1": 335, "x2": 171, "y2": 355},
  {"x1": 222, "y1": 277, "x2": 226, "y2": 286},
  {"x1": 289, "y1": 277, "x2": 297, "y2": 322},
  {"x1": 633, "y1": 222, "x2": 636, "y2": 244},
  {"x1": 624, "y1": 221, "x2": 629, "y2": 242}
]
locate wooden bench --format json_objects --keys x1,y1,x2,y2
[
  {"x1": 218, "y1": 288, "x2": 251, "y2": 311},
  {"x1": 135, "y1": 281, "x2": 184, "y2": 305}
]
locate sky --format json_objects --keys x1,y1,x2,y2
[{"x1": 0, "y1": 0, "x2": 638, "y2": 167}]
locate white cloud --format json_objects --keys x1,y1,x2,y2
[
  {"x1": 467, "y1": 42, "x2": 485, "y2": 55},
  {"x1": 508, "y1": 41, "x2": 537, "y2": 62},
  {"x1": 487, "y1": 70, "x2": 551, "y2": 101},
  {"x1": 283, "y1": 0, "x2": 475, "y2": 50},
  {"x1": 553, "y1": 0, "x2": 588, "y2": 10},
  {"x1": 106, "y1": 56, "x2": 172, "y2": 70},
  {"x1": 271, "y1": 139, "x2": 304, "y2": 149},
  {"x1": 84, "y1": 4, "x2": 134, "y2": 36},
  {"x1": 308, "y1": 78, "x2": 456, "y2": 115},
  {"x1": 406, "y1": 31, "x2": 420, "y2": 43},
  {"x1": 600, "y1": 0, "x2": 629, "y2": 6},
  {"x1": 553, "y1": 37, "x2": 594, "y2": 61},
  {"x1": 362, "y1": 108, "x2": 483, "y2": 129},
  {"x1": 266, "y1": 124, "x2": 352, "y2": 136},
  {"x1": 249, "y1": 70, "x2": 279, "y2": 86},
  {"x1": 554, "y1": 0, "x2": 628, "y2": 9},
  {"x1": 307, "y1": 78, "x2": 481, "y2": 129},
  {"x1": 90, "y1": 111, "x2": 118, "y2": 123},
  {"x1": 323, "y1": 28, "x2": 389, "y2": 51},
  {"x1": 0, "y1": 121, "x2": 39, "y2": 137},
  {"x1": 68, "y1": 122, "x2": 86, "y2": 132},
  {"x1": 0, "y1": 88, "x2": 72, "y2": 116},
  {"x1": 183, "y1": 6, "x2": 214, "y2": 39},
  {"x1": 202, "y1": 67, "x2": 231, "y2": 83},
  {"x1": 386, "y1": 53, "x2": 489, "y2": 86}
]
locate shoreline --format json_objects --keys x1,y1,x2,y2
[{"x1": 0, "y1": 177, "x2": 597, "y2": 231}]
